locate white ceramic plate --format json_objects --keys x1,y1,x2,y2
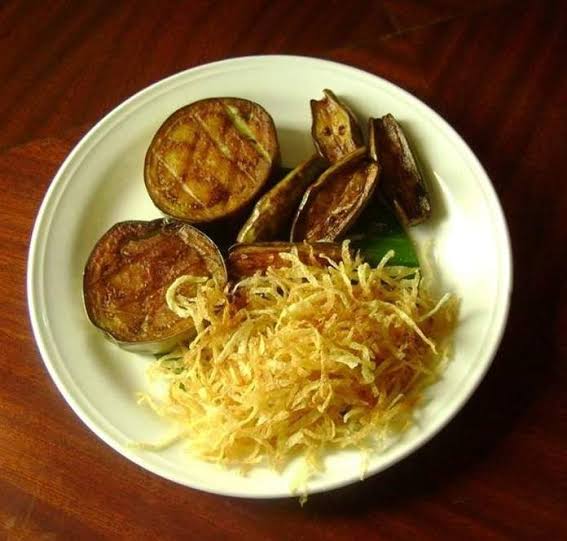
[{"x1": 27, "y1": 55, "x2": 512, "y2": 498}]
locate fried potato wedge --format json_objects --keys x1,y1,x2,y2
[
  {"x1": 145, "y1": 98, "x2": 280, "y2": 223},
  {"x1": 227, "y1": 242, "x2": 344, "y2": 280},
  {"x1": 83, "y1": 219, "x2": 226, "y2": 353},
  {"x1": 311, "y1": 89, "x2": 364, "y2": 163},
  {"x1": 236, "y1": 155, "x2": 328, "y2": 243},
  {"x1": 290, "y1": 147, "x2": 380, "y2": 242},
  {"x1": 371, "y1": 114, "x2": 431, "y2": 225}
]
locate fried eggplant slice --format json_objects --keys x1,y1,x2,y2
[
  {"x1": 311, "y1": 89, "x2": 364, "y2": 163},
  {"x1": 227, "y1": 242, "x2": 344, "y2": 280},
  {"x1": 290, "y1": 147, "x2": 380, "y2": 242},
  {"x1": 236, "y1": 155, "x2": 328, "y2": 243},
  {"x1": 145, "y1": 97, "x2": 280, "y2": 223},
  {"x1": 371, "y1": 114, "x2": 431, "y2": 225},
  {"x1": 83, "y1": 219, "x2": 227, "y2": 353}
]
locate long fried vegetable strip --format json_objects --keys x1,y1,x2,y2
[{"x1": 139, "y1": 243, "x2": 457, "y2": 471}]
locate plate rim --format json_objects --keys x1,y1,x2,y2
[{"x1": 27, "y1": 54, "x2": 513, "y2": 498}]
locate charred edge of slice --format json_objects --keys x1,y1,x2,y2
[
  {"x1": 83, "y1": 219, "x2": 227, "y2": 353},
  {"x1": 227, "y1": 242, "x2": 345, "y2": 280},
  {"x1": 290, "y1": 147, "x2": 380, "y2": 242},
  {"x1": 236, "y1": 154, "x2": 329, "y2": 244}
]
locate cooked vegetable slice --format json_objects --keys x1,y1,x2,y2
[
  {"x1": 144, "y1": 97, "x2": 280, "y2": 223},
  {"x1": 371, "y1": 114, "x2": 431, "y2": 225},
  {"x1": 290, "y1": 147, "x2": 380, "y2": 242},
  {"x1": 83, "y1": 219, "x2": 227, "y2": 352},
  {"x1": 311, "y1": 89, "x2": 364, "y2": 163},
  {"x1": 237, "y1": 155, "x2": 328, "y2": 243},
  {"x1": 227, "y1": 242, "x2": 344, "y2": 279}
]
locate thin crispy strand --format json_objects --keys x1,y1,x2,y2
[{"x1": 140, "y1": 242, "x2": 458, "y2": 473}]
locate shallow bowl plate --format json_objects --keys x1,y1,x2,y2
[{"x1": 27, "y1": 55, "x2": 512, "y2": 498}]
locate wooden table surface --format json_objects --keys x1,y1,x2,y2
[{"x1": 1, "y1": 1, "x2": 565, "y2": 539}]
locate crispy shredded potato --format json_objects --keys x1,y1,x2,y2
[{"x1": 137, "y1": 243, "x2": 457, "y2": 473}]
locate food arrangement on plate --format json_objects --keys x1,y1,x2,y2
[{"x1": 82, "y1": 90, "x2": 458, "y2": 484}]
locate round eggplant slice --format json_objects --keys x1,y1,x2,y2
[
  {"x1": 290, "y1": 147, "x2": 380, "y2": 242},
  {"x1": 83, "y1": 219, "x2": 227, "y2": 353},
  {"x1": 311, "y1": 89, "x2": 364, "y2": 164},
  {"x1": 236, "y1": 155, "x2": 328, "y2": 244},
  {"x1": 371, "y1": 114, "x2": 431, "y2": 225},
  {"x1": 227, "y1": 242, "x2": 344, "y2": 280},
  {"x1": 145, "y1": 97, "x2": 280, "y2": 223}
]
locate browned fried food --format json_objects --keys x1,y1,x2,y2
[
  {"x1": 237, "y1": 155, "x2": 328, "y2": 243},
  {"x1": 311, "y1": 89, "x2": 364, "y2": 163},
  {"x1": 290, "y1": 148, "x2": 380, "y2": 242},
  {"x1": 371, "y1": 114, "x2": 431, "y2": 225},
  {"x1": 144, "y1": 98, "x2": 280, "y2": 223},
  {"x1": 227, "y1": 242, "x2": 344, "y2": 280},
  {"x1": 83, "y1": 219, "x2": 226, "y2": 352}
]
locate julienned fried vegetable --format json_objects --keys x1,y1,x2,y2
[
  {"x1": 371, "y1": 114, "x2": 431, "y2": 225},
  {"x1": 237, "y1": 155, "x2": 328, "y2": 243},
  {"x1": 83, "y1": 219, "x2": 227, "y2": 353},
  {"x1": 291, "y1": 147, "x2": 380, "y2": 242},
  {"x1": 139, "y1": 244, "x2": 457, "y2": 471},
  {"x1": 311, "y1": 89, "x2": 364, "y2": 163},
  {"x1": 227, "y1": 241, "x2": 344, "y2": 279},
  {"x1": 144, "y1": 97, "x2": 280, "y2": 223}
]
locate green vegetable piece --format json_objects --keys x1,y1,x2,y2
[{"x1": 349, "y1": 199, "x2": 419, "y2": 267}]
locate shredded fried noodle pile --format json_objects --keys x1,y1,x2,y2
[{"x1": 138, "y1": 244, "x2": 457, "y2": 473}]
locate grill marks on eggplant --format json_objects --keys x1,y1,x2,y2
[
  {"x1": 84, "y1": 91, "x2": 434, "y2": 355},
  {"x1": 223, "y1": 103, "x2": 273, "y2": 163},
  {"x1": 145, "y1": 98, "x2": 279, "y2": 223},
  {"x1": 83, "y1": 220, "x2": 226, "y2": 348}
]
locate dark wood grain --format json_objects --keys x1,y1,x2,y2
[{"x1": 1, "y1": 0, "x2": 566, "y2": 539}]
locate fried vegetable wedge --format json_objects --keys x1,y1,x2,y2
[
  {"x1": 290, "y1": 147, "x2": 380, "y2": 242},
  {"x1": 311, "y1": 89, "x2": 364, "y2": 163},
  {"x1": 236, "y1": 155, "x2": 328, "y2": 243},
  {"x1": 371, "y1": 114, "x2": 431, "y2": 225},
  {"x1": 227, "y1": 242, "x2": 344, "y2": 280},
  {"x1": 83, "y1": 219, "x2": 227, "y2": 353},
  {"x1": 145, "y1": 97, "x2": 280, "y2": 223}
]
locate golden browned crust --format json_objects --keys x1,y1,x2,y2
[
  {"x1": 83, "y1": 219, "x2": 226, "y2": 347},
  {"x1": 144, "y1": 98, "x2": 279, "y2": 223}
]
